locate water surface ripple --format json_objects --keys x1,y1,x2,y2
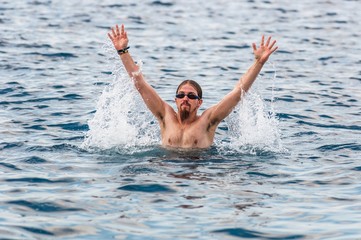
[{"x1": 1, "y1": 0, "x2": 360, "y2": 239}]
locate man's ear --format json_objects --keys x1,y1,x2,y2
[{"x1": 197, "y1": 99, "x2": 203, "y2": 108}]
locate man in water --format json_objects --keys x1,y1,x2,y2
[{"x1": 108, "y1": 24, "x2": 278, "y2": 149}]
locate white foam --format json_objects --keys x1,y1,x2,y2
[
  {"x1": 218, "y1": 65, "x2": 286, "y2": 154},
  {"x1": 81, "y1": 63, "x2": 160, "y2": 152},
  {"x1": 220, "y1": 91, "x2": 285, "y2": 154}
]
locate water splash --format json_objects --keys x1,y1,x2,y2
[
  {"x1": 83, "y1": 74, "x2": 283, "y2": 155},
  {"x1": 219, "y1": 67, "x2": 285, "y2": 155},
  {"x1": 83, "y1": 43, "x2": 283, "y2": 155},
  {"x1": 219, "y1": 92, "x2": 284, "y2": 154},
  {"x1": 81, "y1": 61, "x2": 160, "y2": 153}
]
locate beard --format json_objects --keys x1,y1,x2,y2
[
  {"x1": 180, "y1": 102, "x2": 191, "y2": 121},
  {"x1": 180, "y1": 109, "x2": 190, "y2": 121}
]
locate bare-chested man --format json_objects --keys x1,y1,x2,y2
[{"x1": 108, "y1": 24, "x2": 278, "y2": 149}]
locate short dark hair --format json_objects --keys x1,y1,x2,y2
[{"x1": 176, "y1": 80, "x2": 203, "y2": 99}]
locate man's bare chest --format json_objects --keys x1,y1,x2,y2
[{"x1": 161, "y1": 118, "x2": 211, "y2": 148}]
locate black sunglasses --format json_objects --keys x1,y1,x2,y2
[{"x1": 175, "y1": 93, "x2": 200, "y2": 100}]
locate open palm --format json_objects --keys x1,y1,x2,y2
[
  {"x1": 252, "y1": 35, "x2": 278, "y2": 64},
  {"x1": 108, "y1": 24, "x2": 128, "y2": 51}
]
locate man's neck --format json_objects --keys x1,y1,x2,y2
[{"x1": 178, "y1": 112, "x2": 198, "y2": 126}]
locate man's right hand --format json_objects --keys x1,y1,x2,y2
[{"x1": 108, "y1": 24, "x2": 129, "y2": 51}]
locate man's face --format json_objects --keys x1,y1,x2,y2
[{"x1": 175, "y1": 84, "x2": 202, "y2": 120}]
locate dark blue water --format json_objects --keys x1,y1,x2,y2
[{"x1": 1, "y1": 1, "x2": 361, "y2": 239}]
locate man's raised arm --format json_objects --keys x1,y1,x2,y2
[
  {"x1": 206, "y1": 35, "x2": 278, "y2": 126},
  {"x1": 108, "y1": 24, "x2": 166, "y2": 121}
]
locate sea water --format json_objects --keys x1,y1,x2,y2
[{"x1": 1, "y1": 0, "x2": 360, "y2": 239}]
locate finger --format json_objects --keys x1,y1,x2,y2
[
  {"x1": 111, "y1": 27, "x2": 116, "y2": 37},
  {"x1": 116, "y1": 24, "x2": 120, "y2": 35},
  {"x1": 121, "y1": 24, "x2": 125, "y2": 34},
  {"x1": 269, "y1": 40, "x2": 276, "y2": 49},
  {"x1": 107, "y1": 32, "x2": 114, "y2": 41},
  {"x1": 271, "y1": 46, "x2": 278, "y2": 53},
  {"x1": 266, "y1": 36, "x2": 271, "y2": 47},
  {"x1": 252, "y1": 43, "x2": 257, "y2": 52},
  {"x1": 261, "y1": 35, "x2": 265, "y2": 46}
]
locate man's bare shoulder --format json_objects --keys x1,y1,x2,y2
[
  {"x1": 199, "y1": 105, "x2": 220, "y2": 128},
  {"x1": 199, "y1": 105, "x2": 217, "y2": 120},
  {"x1": 164, "y1": 102, "x2": 176, "y2": 114},
  {"x1": 161, "y1": 103, "x2": 177, "y2": 123}
]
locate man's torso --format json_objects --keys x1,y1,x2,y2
[{"x1": 160, "y1": 107, "x2": 216, "y2": 148}]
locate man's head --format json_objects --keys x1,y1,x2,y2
[
  {"x1": 175, "y1": 80, "x2": 203, "y2": 121},
  {"x1": 176, "y1": 80, "x2": 202, "y2": 99}
]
